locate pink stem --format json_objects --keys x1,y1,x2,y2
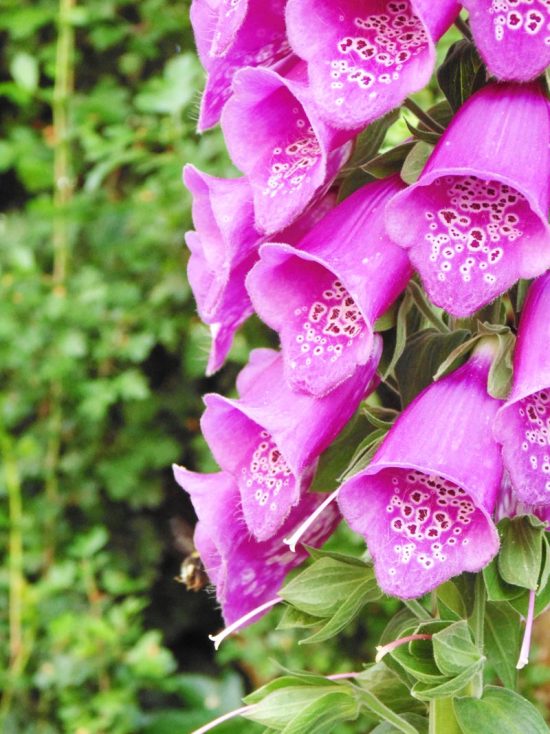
[
  {"x1": 375, "y1": 633, "x2": 432, "y2": 663},
  {"x1": 191, "y1": 705, "x2": 255, "y2": 734},
  {"x1": 516, "y1": 588, "x2": 536, "y2": 670}
]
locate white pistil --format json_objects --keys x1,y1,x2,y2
[
  {"x1": 208, "y1": 597, "x2": 282, "y2": 650},
  {"x1": 284, "y1": 488, "x2": 340, "y2": 552},
  {"x1": 191, "y1": 705, "x2": 255, "y2": 734},
  {"x1": 516, "y1": 588, "x2": 536, "y2": 670}
]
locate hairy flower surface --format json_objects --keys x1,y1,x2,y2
[
  {"x1": 494, "y1": 272, "x2": 550, "y2": 506},
  {"x1": 201, "y1": 345, "x2": 380, "y2": 541},
  {"x1": 246, "y1": 176, "x2": 412, "y2": 397},
  {"x1": 338, "y1": 344, "x2": 502, "y2": 598},
  {"x1": 285, "y1": 0, "x2": 459, "y2": 129},
  {"x1": 463, "y1": 0, "x2": 550, "y2": 82},
  {"x1": 191, "y1": 0, "x2": 292, "y2": 130},
  {"x1": 173, "y1": 466, "x2": 340, "y2": 625},
  {"x1": 221, "y1": 63, "x2": 353, "y2": 235},
  {"x1": 386, "y1": 82, "x2": 550, "y2": 317}
]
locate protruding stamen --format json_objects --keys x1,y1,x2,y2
[
  {"x1": 326, "y1": 672, "x2": 361, "y2": 681},
  {"x1": 208, "y1": 597, "x2": 282, "y2": 650},
  {"x1": 375, "y1": 633, "x2": 432, "y2": 663},
  {"x1": 284, "y1": 488, "x2": 340, "y2": 552},
  {"x1": 191, "y1": 705, "x2": 255, "y2": 734},
  {"x1": 516, "y1": 588, "x2": 536, "y2": 670}
]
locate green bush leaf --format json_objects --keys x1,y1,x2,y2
[
  {"x1": 454, "y1": 686, "x2": 549, "y2": 733},
  {"x1": 432, "y1": 621, "x2": 481, "y2": 677},
  {"x1": 437, "y1": 40, "x2": 485, "y2": 112},
  {"x1": 483, "y1": 602, "x2": 520, "y2": 690},
  {"x1": 498, "y1": 515, "x2": 546, "y2": 591}
]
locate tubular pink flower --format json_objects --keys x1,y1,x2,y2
[
  {"x1": 246, "y1": 176, "x2": 412, "y2": 397},
  {"x1": 191, "y1": 0, "x2": 293, "y2": 131},
  {"x1": 338, "y1": 344, "x2": 502, "y2": 599},
  {"x1": 494, "y1": 273, "x2": 550, "y2": 506},
  {"x1": 463, "y1": 1, "x2": 550, "y2": 82},
  {"x1": 285, "y1": 0, "x2": 459, "y2": 129},
  {"x1": 184, "y1": 165, "x2": 338, "y2": 374},
  {"x1": 221, "y1": 63, "x2": 353, "y2": 235},
  {"x1": 201, "y1": 345, "x2": 380, "y2": 540},
  {"x1": 172, "y1": 465, "x2": 340, "y2": 626},
  {"x1": 386, "y1": 82, "x2": 550, "y2": 317}
]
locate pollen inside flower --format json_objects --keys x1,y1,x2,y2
[
  {"x1": 408, "y1": 174, "x2": 535, "y2": 314},
  {"x1": 328, "y1": 1, "x2": 428, "y2": 106},
  {"x1": 490, "y1": 0, "x2": 549, "y2": 46},
  {"x1": 240, "y1": 429, "x2": 295, "y2": 519},
  {"x1": 504, "y1": 389, "x2": 550, "y2": 502}
]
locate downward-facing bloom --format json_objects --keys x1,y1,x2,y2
[
  {"x1": 385, "y1": 82, "x2": 550, "y2": 317},
  {"x1": 173, "y1": 465, "x2": 340, "y2": 625},
  {"x1": 221, "y1": 63, "x2": 353, "y2": 235},
  {"x1": 191, "y1": 0, "x2": 292, "y2": 130},
  {"x1": 246, "y1": 176, "x2": 412, "y2": 397},
  {"x1": 285, "y1": 0, "x2": 459, "y2": 129},
  {"x1": 338, "y1": 342, "x2": 503, "y2": 598},
  {"x1": 201, "y1": 345, "x2": 381, "y2": 541},
  {"x1": 494, "y1": 273, "x2": 550, "y2": 506},
  {"x1": 463, "y1": 0, "x2": 550, "y2": 82},
  {"x1": 184, "y1": 166, "x2": 338, "y2": 373}
]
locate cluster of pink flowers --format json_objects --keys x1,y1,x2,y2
[{"x1": 175, "y1": 0, "x2": 550, "y2": 632}]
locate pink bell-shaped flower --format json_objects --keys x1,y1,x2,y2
[
  {"x1": 386, "y1": 82, "x2": 550, "y2": 317},
  {"x1": 494, "y1": 272, "x2": 550, "y2": 506},
  {"x1": 173, "y1": 466, "x2": 340, "y2": 626},
  {"x1": 246, "y1": 175, "x2": 412, "y2": 397},
  {"x1": 201, "y1": 345, "x2": 380, "y2": 541},
  {"x1": 338, "y1": 342, "x2": 503, "y2": 598},
  {"x1": 462, "y1": 0, "x2": 550, "y2": 82},
  {"x1": 221, "y1": 63, "x2": 353, "y2": 235},
  {"x1": 285, "y1": 0, "x2": 459, "y2": 129},
  {"x1": 191, "y1": 0, "x2": 293, "y2": 130}
]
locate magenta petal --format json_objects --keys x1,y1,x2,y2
[
  {"x1": 247, "y1": 176, "x2": 412, "y2": 396},
  {"x1": 386, "y1": 82, "x2": 550, "y2": 317},
  {"x1": 221, "y1": 64, "x2": 353, "y2": 234},
  {"x1": 285, "y1": 0, "x2": 458, "y2": 129},
  {"x1": 201, "y1": 345, "x2": 380, "y2": 540},
  {"x1": 463, "y1": 0, "x2": 550, "y2": 82},
  {"x1": 494, "y1": 273, "x2": 550, "y2": 506},
  {"x1": 193, "y1": 0, "x2": 292, "y2": 130},
  {"x1": 339, "y1": 347, "x2": 502, "y2": 598},
  {"x1": 173, "y1": 465, "x2": 340, "y2": 626}
]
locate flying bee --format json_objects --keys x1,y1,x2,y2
[{"x1": 170, "y1": 517, "x2": 209, "y2": 592}]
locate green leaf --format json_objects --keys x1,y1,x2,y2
[
  {"x1": 411, "y1": 661, "x2": 482, "y2": 701},
  {"x1": 10, "y1": 52, "x2": 39, "y2": 93},
  {"x1": 299, "y1": 575, "x2": 380, "y2": 644},
  {"x1": 498, "y1": 515, "x2": 546, "y2": 591},
  {"x1": 400, "y1": 141, "x2": 433, "y2": 185},
  {"x1": 276, "y1": 606, "x2": 321, "y2": 631},
  {"x1": 357, "y1": 688, "x2": 423, "y2": 734},
  {"x1": 454, "y1": 686, "x2": 549, "y2": 734},
  {"x1": 483, "y1": 602, "x2": 520, "y2": 690},
  {"x1": 382, "y1": 289, "x2": 415, "y2": 381},
  {"x1": 338, "y1": 427, "x2": 387, "y2": 482},
  {"x1": 396, "y1": 328, "x2": 471, "y2": 408},
  {"x1": 482, "y1": 558, "x2": 524, "y2": 602},
  {"x1": 244, "y1": 676, "x2": 335, "y2": 706},
  {"x1": 355, "y1": 664, "x2": 426, "y2": 717},
  {"x1": 279, "y1": 557, "x2": 375, "y2": 618},
  {"x1": 279, "y1": 690, "x2": 360, "y2": 734},
  {"x1": 404, "y1": 119, "x2": 440, "y2": 145},
  {"x1": 436, "y1": 581, "x2": 467, "y2": 620},
  {"x1": 432, "y1": 622, "x2": 481, "y2": 677},
  {"x1": 304, "y1": 545, "x2": 367, "y2": 567},
  {"x1": 437, "y1": 40, "x2": 485, "y2": 112},
  {"x1": 370, "y1": 714, "x2": 428, "y2": 734},
  {"x1": 362, "y1": 142, "x2": 416, "y2": 179}
]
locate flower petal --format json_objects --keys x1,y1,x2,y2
[
  {"x1": 247, "y1": 176, "x2": 412, "y2": 396},
  {"x1": 386, "y1": 82, "x2": 550, "y2": 316},
  {"x1": 463, "y1": 0, "x2": 550, "y2": 82},
  {"x1": 285, "y1": 0, "x2": 458, "y2": 129}
]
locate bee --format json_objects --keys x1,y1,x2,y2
[{"x1": 171, "y1": 517, "x2": 209, "y2": 592}]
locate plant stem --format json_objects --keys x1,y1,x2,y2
[
  {"x1": 429, "y1": 698, "x2": 462, "y2": 734},
  {"x1": 403, "y1": 98, "x2": 446, "y2": 135},
  {"x1": 454, "y1": 16, "x2": 473, "y2": 41},
  {"x1": 53, "y1": 0, "x2": 75, "y2": 286},
  {"x1": 470, "y1": 573, "x2": 486, "y2": 698}
]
